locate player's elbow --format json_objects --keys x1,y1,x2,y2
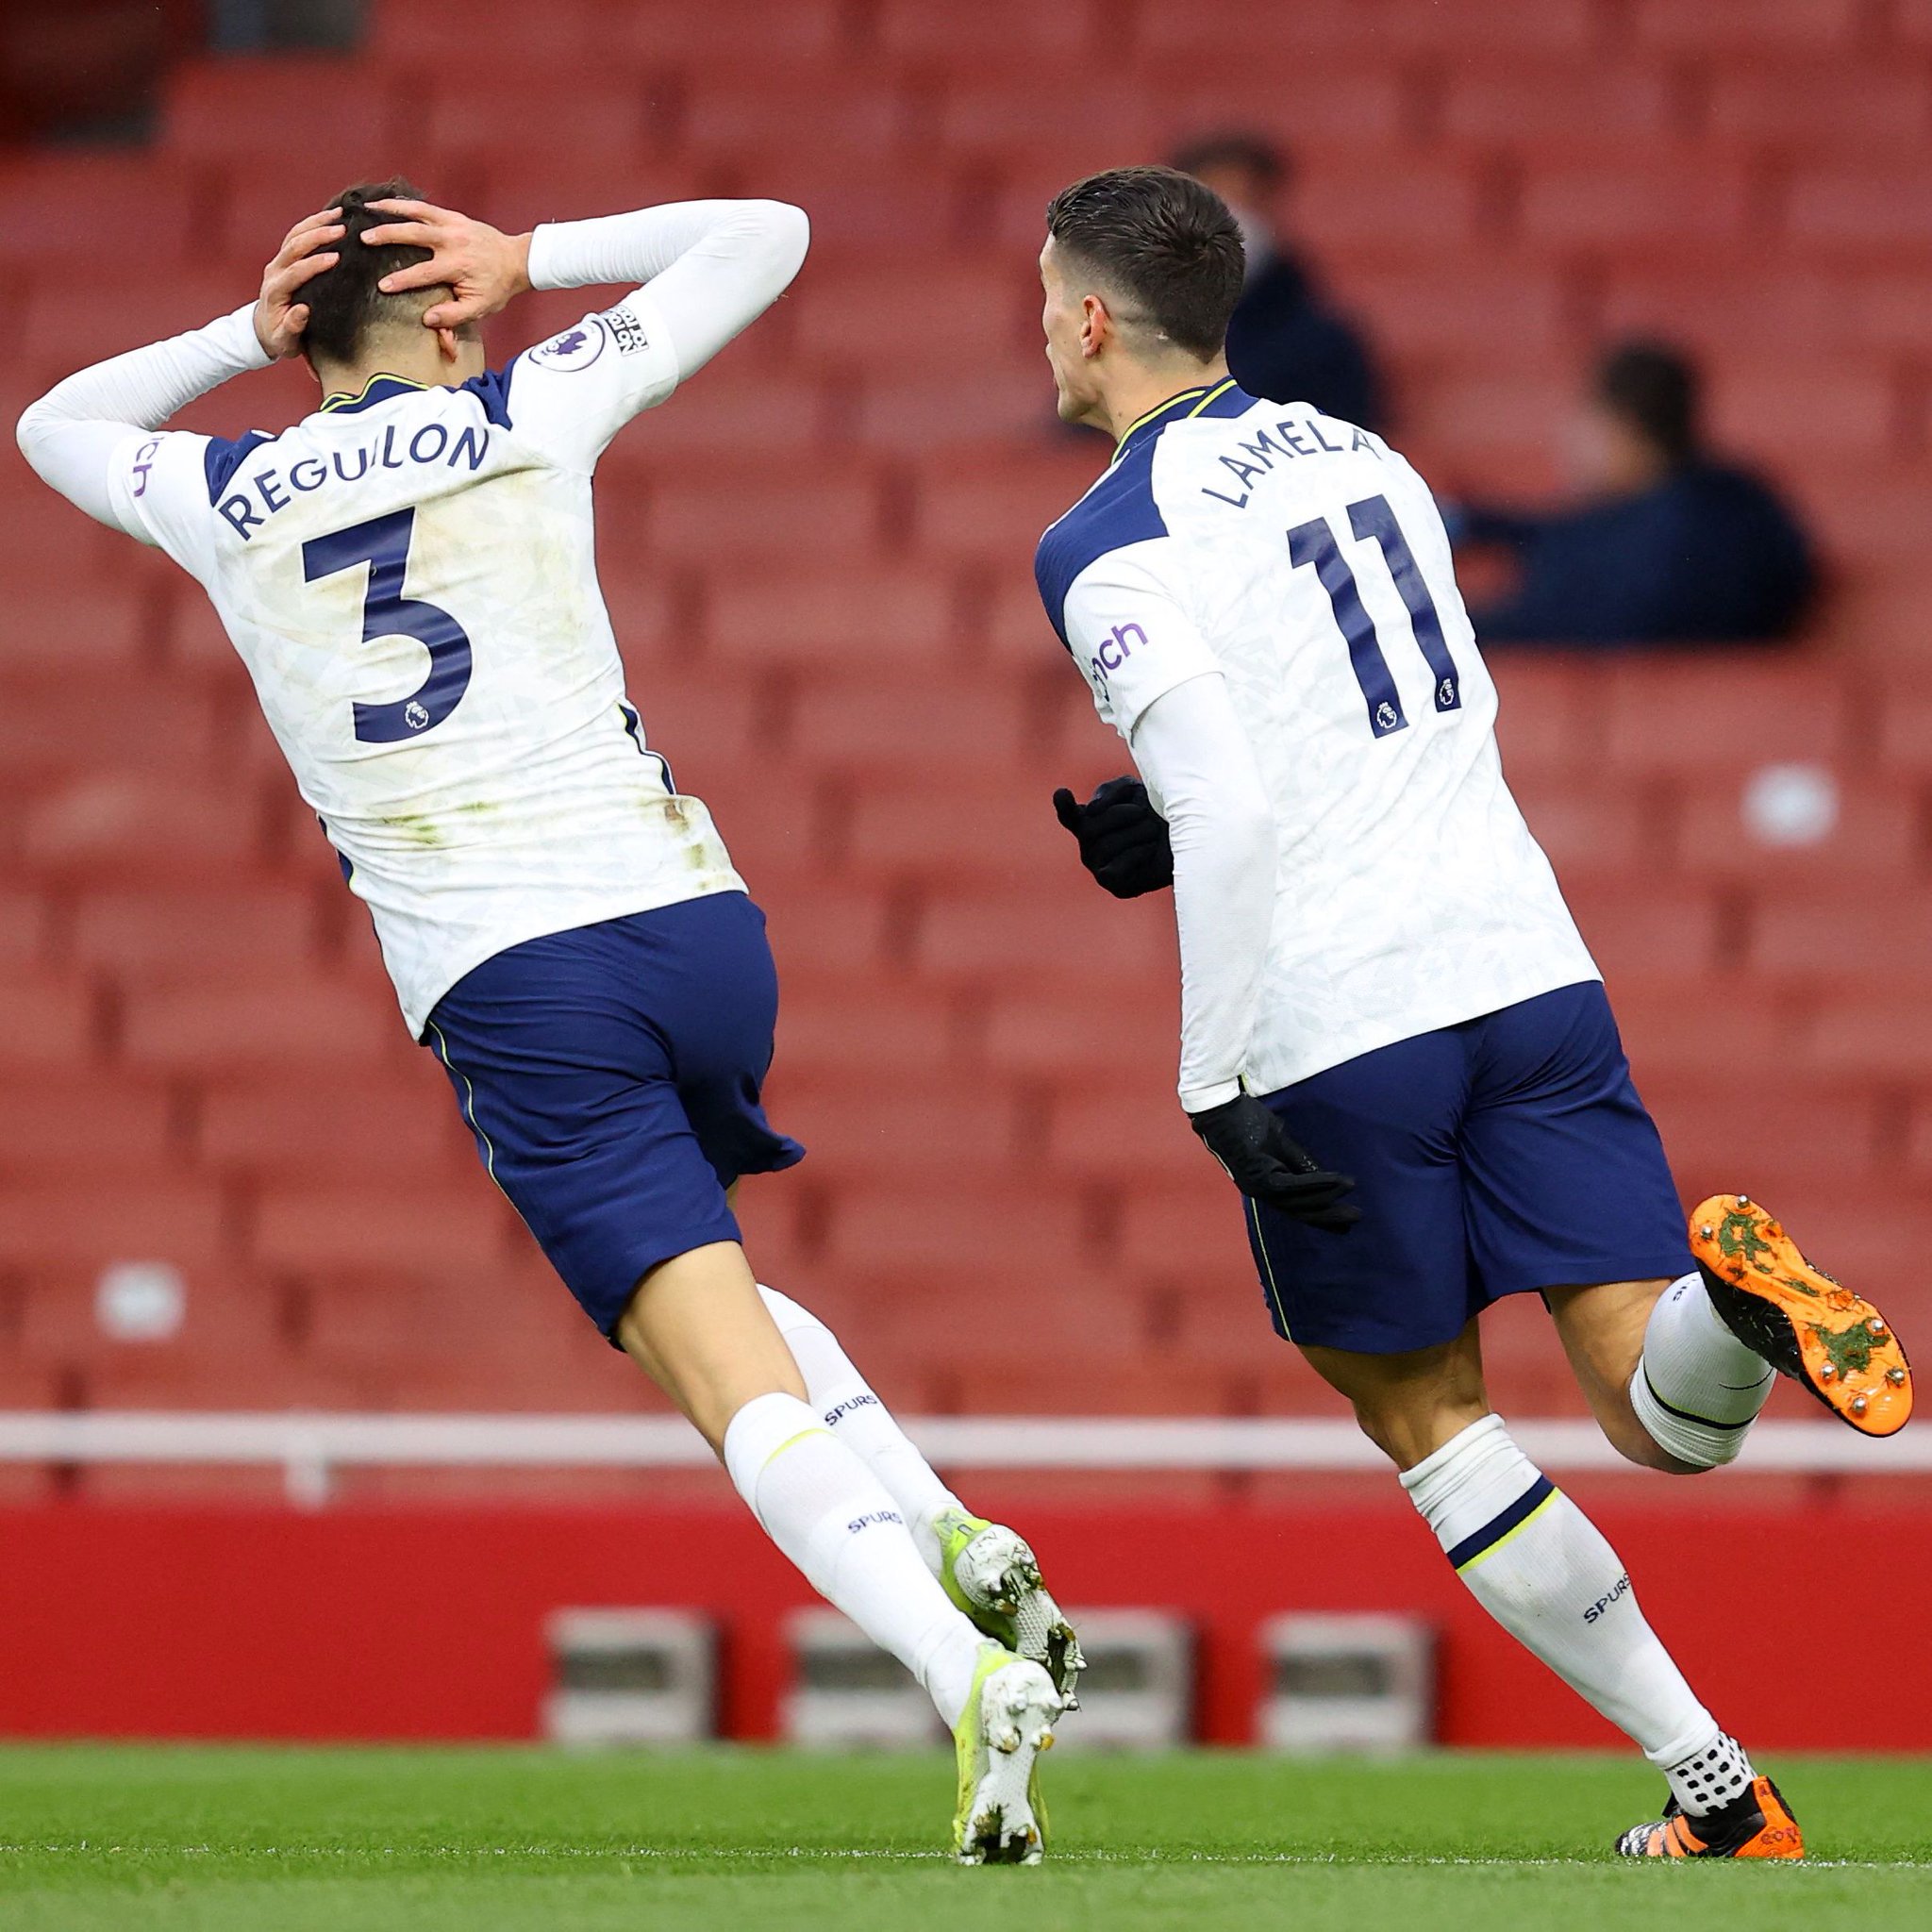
[
  {"x1": 15, "y1": 395, "x2": 55, "y2": 479},
  {"x1": 748, "y1": 199, "x2": 810, "y2": 284}
]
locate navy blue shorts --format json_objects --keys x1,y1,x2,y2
[
  {"x1": 1245, "y1": 981, "x2": 1692, "y2": 1357},
  {"x1": 424, "y1": 892, "x2": 805, "y2": 1340}
]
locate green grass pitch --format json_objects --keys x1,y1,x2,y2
[{"x1": 1, "y1": 1746, "x2": 1926, "y2": 1931}]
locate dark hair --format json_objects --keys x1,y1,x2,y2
[
  {"x1": 1594, "y1": 340, "x2": 1701, "y2": 466},
  {"x1": 1044, "y1": 165, "x2": 1245, "y2": 360},
  {"x1": 300, "y1": 177, "x2": 440, "y2": 369},
  {"x1": 1170, "y1": 131, "x2": 1290, "y2": 192}
]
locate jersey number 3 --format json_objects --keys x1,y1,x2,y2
[
  {"x1": 303, "y1": 507, "x2": 474, "y2": 743},
  {"x1": 1287, "y1": 493, "x2": 1459, "y2": 739}
]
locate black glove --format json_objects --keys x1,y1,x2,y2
[
  {"x1": 1190, "y1": 1094, "x2": 1361, "y2": 1232},
  {"x1": 1051, "y1": 776, "x2": 1174, "y2": 898}
]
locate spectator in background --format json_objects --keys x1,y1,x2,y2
[
  {"x1": 1171, "y1": 131, "x2": 1383, "y2": 428},
  {"x1": 1459, "y1": 342, "x2": 1815, "y2": 647}
]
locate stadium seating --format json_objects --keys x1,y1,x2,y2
[{"x1": 2, "y1": 0, "x2": 1929, "y2": 1458}]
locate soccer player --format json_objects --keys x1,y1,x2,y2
[
  {"x1": 17, "y1": 184, "x2": 1078, "y2": 1863},
  {"x1": 1034, "y1": 166, "x2": 1911, "y2": 1860}
]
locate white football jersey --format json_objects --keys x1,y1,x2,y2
[
  {"x1": 1036, "y1": 379, "x2": 1598, "y2": 1094},
  {"x1": 94, "y1": 300, "x2": 741, "y2": 1036}
]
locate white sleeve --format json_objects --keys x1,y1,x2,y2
[
  {"x1": 14, "y1": 304, "x2": 267, "y2": 546},
  {"x1": 508, "y1": 199, "x2": 809, "y2": 471},
  {"x1": 1059, "y1": 542, "x2": 1223, "y2": 737},
  {"x1": 1127, "y1": 673, "x2": 1277, "y2": 1114}
]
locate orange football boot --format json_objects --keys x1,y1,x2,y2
[
  {"x1": 1616, "y1": 1775, "x2": 1805, "y2": 1860},
  {"x1": 1689, "y1": 1194, "x2": 1912, "y2": 1438}
]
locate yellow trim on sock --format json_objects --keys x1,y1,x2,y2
[
  {"x1": 1454, "y1": 1488, "x2": 1561, "y2": 1574},
  {"x1": 761, "y1": 1424, "x2": 832, "y2": 1471}
]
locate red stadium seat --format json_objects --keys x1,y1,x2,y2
[
  {"x1": 1801, "y1": 993, "x2": 1932, "y2": 1083},
  {"x1": 1642, "y1": 1075, "x2": 1881, "y2": 1192},
  {"x1": 1560, "y1": 881, "x2": 1727, "y2": 983},
  {"x1": 791, "y1": 266, "x2": 1036, "y2": 370},
  {"x1": 0, "y1": 678, "x2": 227, "y2": 789},
  {"x1": 1610, "y1": 980, "x2": 1801, "y2": 1088},
  {"x1": 1517, "y1": 158, "x2": 1757, "y2": 251},
  {"x1": 1115, "y1": 1173, "x2": 1255, "y2": 1278},
  {"x1": 0, "y1": 1074, "x2": 175, "y2": 1175},
  {"x1": 1534, "y1": 785, "x2": 1676, "y2": 887},
  {"x1": 649, "y1": 469, "x2": 885, "y2": 567},
  {"x1": 0, "y1": 1179, "x2": 228, "y2": 1273},
  {"x1": 772, "y1": 1084, "x2": 1025, "y2": 1186},
  {"x1": 615, "y1": 0, "x2": 850, "y2": 67},
  {"x1": 1600, "y1": 658, "x2": 1850, "y2": 774},
  {"x1": 0, "y1": 149, "x2": 197, "y2": 266},
  {"x1": 0, "y1": 971, "x2": 96, "y2": 1070},
  {"x1": 196, "y1": 1074, "x2": 468, "y2": 1182},
  {"x1": 1752, "y1": 883, "x2": 1932, "y2": 985},
  {"x1": 1632, "y1": 0, "x2": 1865, "y2": 52},
  {"x1": 371, "y1": 0, "x2": 619, "y2": 70},
  {"x1": 1674, "y1": 774, "x2": 1919, "y2": 882},
  {"x1": 254, "y1": 1181, "x2": 512, "y2": 1276},
  {"x1": 982, "y1": 979, "x2": 1178, "y2": 1080},
  {"x1": 824, "y1": 1180, "x2": 1089, "y2": 1273},
  {"x1": 0, "y1": 890, "x2": 49, "y2": 967},
  {"x1": 877, "y1": 0, "x2": 1102, "y2": 64},
  {"x1": 18, "y1": 773, "x2": 269, "y2": 880},
  {"x1": 1708, "y1": 65, "x2": 1931, "y2": 150},
  {"x1": 706, "y1": 567, "x2": 956, "y2": 671},
  {"x1": 121, "y1": 981, "x2": 395, "y2": 1073},
  {"x1": 1787, "y1": 166, "x2": 1932, "y2": 253},
  {"x1": 854, "y1": 370, "x2": 1058, "y2": 454},
  {"x1": 69, "y1": 885, "x2": 319, "y2": 977},
  {"x1": 1343, "y1": 266, "x2": 1571, "y2": 362},
  {"x1": 916, "y1": 449, "x2": 1106, "y2": 571},
  {"x1": 158, "y1": 58, "x2": 403, "y2": 164},
  {"x1": 1439, "y1": 65, "x2": 1677, "y2": 146},
  {"x1": 678, "y1": 75, "x2": 909, "y2": 158},
  {"x1": 425, "y1": 75, "x2": 654, "y2": 160},
  {"x1": 842, "y1": 774, "x2": 1074, "y2": 883},
  {"x1": 915, "y1": 881, "x2": 1175, "y2": 988},
  {"x1": 1707, "y1": 360, "x2": 1900, "y2": 466},
  {"x1": 788, "y1": 673, "x2": 1037, "y2": 774},
  {"x1": 768, "y1": 978, "x2": 962, "y2": 1082},
  {"x1": 0, "y1": 586, "x2": 146, "y2": 675}
]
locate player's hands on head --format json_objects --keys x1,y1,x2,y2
[
  {"x1": 1052, "y1": 776, "x2": 1174, "y2": 898},
  {"x1": 1189, "y1": 1093, "x2": 1361, "y2": 1232},
  {"x1": 360, "y1": 200, "x2": 533, "y2": 331},
  {"x1": 253, "y1": 208, "x2": 344, "y2": 359}
]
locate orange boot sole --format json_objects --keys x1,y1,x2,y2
[{"x1": 1690, "y1": 1194, "x2": 1912, "y2": 1438}]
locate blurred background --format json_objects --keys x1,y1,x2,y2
[{"x1": 1, "y1": 0, "x2": 1928, "y2": 1752}]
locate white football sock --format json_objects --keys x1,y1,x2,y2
[
  {"x1": 758, "y1": 1285, "x2": 965, "y2": 1574},
  {"x1": 1630, "y1": 1272, "x2": 1775, "y2": 1469},
  {"x1": 1402, "y1": 1414, "x2": 1746, "y2": 1810},
  {"x1": 722, "y1": 1391, "x2": 984, "y2": 1726}
]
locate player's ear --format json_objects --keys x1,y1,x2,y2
[
  {"x1": 435, "y1": 325, "x2": 460, "y2": 362},
  {"x1": 1079, "y1": 291, "x2": 1108, "y2": 359}
]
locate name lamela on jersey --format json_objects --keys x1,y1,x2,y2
[
  {"x1": 1200, "y1": 413, "x2": 1387, "y2": 512},
  {"x1": 211, "y1": 417, "x2": 496, "y2": 541}
]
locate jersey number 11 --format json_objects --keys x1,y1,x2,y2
[{"x1": 1287, "y1": 492, "x2": 1459, "y2": 739}]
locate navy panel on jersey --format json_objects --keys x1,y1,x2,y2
[
  {"x1": 1242, "y1": 981, "x2": 1692, "y2": 1355},
  {"x1": 1034, "y1": 438, "x2": 1168, "y2": 646},
  {"x1": 425, "y1": 891, "x2": 805, "y2": 1340}
]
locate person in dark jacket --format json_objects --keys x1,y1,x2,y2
[
  {"x1": 1459, "y1": 341, "x2": 1815, "y2": 646},
  {"x1": 1172, "y1": 131, "x2": 1383, "y2": 428}
]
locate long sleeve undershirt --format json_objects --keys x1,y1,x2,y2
[
  {"x1": 1128, "y1": 672, "x2": 1278, "y2": 1113},
  {"x1": 17, "y1": 199, "x2": 809, "y2": 535}
]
